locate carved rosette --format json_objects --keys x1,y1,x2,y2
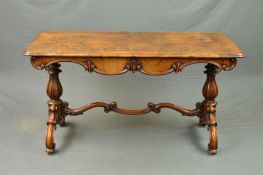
[
  {"x1": 222, "y1": 58, "x2": 237, "y2": 71},
  {"x1": 125, "y1": 59, "x2": 143, "y2": 73}
]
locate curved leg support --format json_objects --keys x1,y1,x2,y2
[
  {"x1": 45, "y1": 63, "x2": 63, "y2": 154},
  {"x1": 206, "y1": 101, "x2": 218, "y2": 154},
  {"x1": 46, "y1": 101, "x2": 58, "y2": 153},
  {"x1": 202, "y1": 64, "x2": 218, "y2": 155}
]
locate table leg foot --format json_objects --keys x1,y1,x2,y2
[
  {"x1": 208, "y1": 147, "x2": 217, "y2": 155},
  {"x1": 46, "y1": 136, "x2": 56, "y2": 154},
  {"x1": 45, "y1": 114, "x2": 55, "y2": 154},
  {"x1": 207, "y1": 102, "x2": 218, "y2": 155},
  {"x1": 45, "y1": 100, "x2": 60, "y2": 154}
]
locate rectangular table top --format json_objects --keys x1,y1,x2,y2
[{"x1": 24, "y1": 32, "x2": 245, "y2": 59}]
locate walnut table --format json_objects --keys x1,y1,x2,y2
[{"x1": 24, "y1": 32, "x2": 245, "y2": 155}]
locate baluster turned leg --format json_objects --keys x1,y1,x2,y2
[
  {"x1": 202, "y1": 64, "x2": 218, "y2": 155},
  {"x1": 45, "y1": 63, "x2": 64, "y2": 154}
]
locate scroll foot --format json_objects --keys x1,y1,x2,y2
[
  {"x1": 208, "y1": 122, "x2": 218, "y2": 155},
  {"x1": 45, "y1": 101, "x2": 60, "y2": 154}
]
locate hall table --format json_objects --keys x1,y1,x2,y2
[{"x1": 24, "y1": 32, "x2": 245, "y2": 155}]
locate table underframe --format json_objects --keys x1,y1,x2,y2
[{"x1": 30, "y1": 56, "x2": 238, "y2": 155}]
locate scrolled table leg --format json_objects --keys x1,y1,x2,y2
[
  {"x1": 45, "y1": 63, "x2": 63, "y2": 154},
  {"x1": 206, "y1": 101, "x2": 218, "y2": 154},
  {"x1": 202, "y1": 64, "x2": 218, "y2": 155}
]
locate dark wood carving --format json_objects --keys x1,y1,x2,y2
[
  {"x1": 202, "y1": 64, "x2": 218, "y2": 154},
  {"x1": 33, "y1": 59, "x2": 231, "y2": 155},
  {"x1": 62, "y1": 101, "x2": 201, "y2": 116},
  {"x1": 31, "y1": 57, "x2": 237, "y2": 76},
  {"x1": 25, "y1": 32, "x2": 246, "y2": 155},
  {"x1": 222, "y1": 58, "x2": 237, "y2": 71},
  {"x1": 45, "y1": 63, "x2": 65, "y2": 154}
]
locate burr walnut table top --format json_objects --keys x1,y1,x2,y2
[{"x1": 24, "y1": 32, "x2": 245, "y2": 58}]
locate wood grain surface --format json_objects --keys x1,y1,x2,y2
[{"x1": 24, "y1": 32, "x2": 245, "y2": 58}]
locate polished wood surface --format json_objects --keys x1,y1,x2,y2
[
  {"x1": 25, "y1": 32, "x2": 245, "y2": 58},
  {"x1": 45, "y1": 63, "x2": 64, "y2": 154},
  {"x1": 63, "y1": 101, "x2": 201, "y2": 116},
  {"x1": 202, "y1": 64, "x2": 219, "y2": 154},
  {"x1": 25, "y1": 31, "x2": 246, "y2": 155},
  {"x1": 30, "y1": 56, "x2": 238, "y2": 75}
]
